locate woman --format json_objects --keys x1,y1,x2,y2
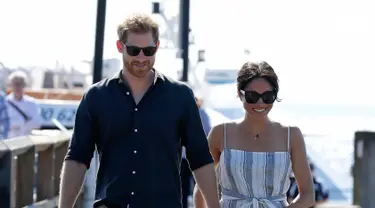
[{"x1": 194, "y1": 61, "x2": 315, "y2": 208}]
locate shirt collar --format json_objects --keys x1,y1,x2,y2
[
  {"x1": 116, "y1": 68, "x2": 165, "y2": 85},
  {"x1": 7, "y1": 92, "x2": 24, "y2": 101}
]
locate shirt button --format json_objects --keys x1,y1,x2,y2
[
  {"x1": 132, "y1": 171, "x2": 136, "y2": 174},
  {"x1": 135, "y1": 108, "x2": 138, "y2": 111},
  {"x1": 134, "y1": 129, "x2": 138, "y2": 132},
  {"x1": 126, "y1": 92, "x2": 130, "y2": 95},
  {"x1": 133, "y1": 150, "x2": 137, "y2": 154},
  {"x1": 131, "y1": 192, "x2": 135, "y2": 195}
]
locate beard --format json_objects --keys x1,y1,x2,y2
[{"x1": 124, "y1": 59, "x2": 154, "y2": 78}]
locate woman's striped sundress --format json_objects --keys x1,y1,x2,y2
[{"x1": 218, "y1": 124, "x2": 293, "y2": 208}]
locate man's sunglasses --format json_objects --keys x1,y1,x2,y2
[
  {"x1": 240, "y1": 90, "x2": 277, "y2": 104},
  {"x1": 124, "y1": 45, "x2": 157, "y2": 57}
]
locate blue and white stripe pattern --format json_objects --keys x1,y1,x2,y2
[{"x1": 218, "y1": 124, "x2": 293, "y2": 208}]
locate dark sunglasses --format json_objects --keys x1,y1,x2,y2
[
  {"x1": 240, "y1": 90, "x2": 277, "y2": 104},
  {"x1": 124, "y1": 45, "x2": 157, "y2": 57}
]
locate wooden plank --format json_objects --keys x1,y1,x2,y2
[
  {"x1": 7, "y1": 89, "x2": 83, "y2": 101},
  {"x1": 2, "y1": 137, "x2": 34, "y2": 157},
  {"x1": 1, "y1": 131, "x2": 80, "y2": 208},
  {"x1": 0, "y1": 142, "x2": 12, "y2": 208},
  {"x1": 29, "y1": 135, "x2": 54, "y2": 152},
  {"x1": 22, "y1": 196, "x2": 58, "y2": 208},
  {"x1": 36, "y1": 146, "x2": 54, "y2": 201},
  {"x1": 15, "y1": 144, "x2": 36, "y2": 207},
  {"x1": 53, "y1": 141, "x2": 69, "y2": 196},
  {"x1": 53, "y1": 133, "x2": 71, "y2": 149}
]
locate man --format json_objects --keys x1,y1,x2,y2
[
  {"x1": 288, "y1": 162, "x2": 329, "y2": 208},
  {"x1": 6, "y1": 71, "x2": 41, "y2": 138},
  {"x1": 181, "y1": 96, "x2": 212, "y2": 208},
  {"x1": 59, "y1": 13, "x2": 220, "y2": 208}
]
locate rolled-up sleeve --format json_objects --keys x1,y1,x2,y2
[
  {"x1": 64, "y1": 88, "x2": 98, "y2": 169},
  {"x1": 181, "y1": 87, "x2": 214, "y2": 171}
]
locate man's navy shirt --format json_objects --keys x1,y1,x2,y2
[{"x1": 65, "y1": 70, "x2": 214, "y2": 207}]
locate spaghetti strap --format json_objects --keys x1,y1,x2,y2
[
  {"x1": 223, "y1": 123, "x2": 227, "y2": 149},
  {"x1": 287, "y1": 126, "x2": 291, "y2": 152}
]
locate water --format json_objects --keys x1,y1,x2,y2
[{"x1": 270, "y1": 103, "x2": 374, "y2": 203}]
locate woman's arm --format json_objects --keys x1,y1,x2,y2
[
  {"x1": 288, "y1": 127, "x2": 315, "y2": 208},
  {"x1": 193, "y1": 185, "x2": 206, "y2": 208},
  {"x1": 194, "y1": 124, "x2": 223, "y2": 208}
]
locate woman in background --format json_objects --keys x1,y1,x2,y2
[{"x1": 194, "y1": 61, "x2": 315, "y2": 207}]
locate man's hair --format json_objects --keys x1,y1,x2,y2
[
  {"x1": 117, "y1": 13, "x2": 159, "y2": 44},
  {"x1": 8, "y1": 70, "x2": 28, "y2": 85}
]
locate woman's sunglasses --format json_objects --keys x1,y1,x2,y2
[
  {"x1": 124, "y1": 45, "x2": 157, "y2": 57},
  {"x1": 240, "y1": 90, "x2": 277, "y2": 104}
]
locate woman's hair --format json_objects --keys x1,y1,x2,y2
[{"x1": 237, "y1": 61, "x2": 279, "y2": 93}]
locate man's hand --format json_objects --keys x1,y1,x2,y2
[{"x1": 193, "y1": 163, "x2": 220, "y2": 208}]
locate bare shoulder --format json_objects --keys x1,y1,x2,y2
[
  {"x1": 208, "y1": 123, "x2": 225, "y2": 151},
  {"x1": 285, "y1": 125, "x2": 305, "y2": 151},
  {"x1": 209, "y1": 121, "x2": 237, "y2": 151},
  {"x1": 288, "y1": 125, "x2": 304, "y2": 142},
  {"x1": 274, "y1": 123, "x2": 305, "y2": 147},
  {"x1": 276, "y1": 123, "x2": 303, "y2": 138}
]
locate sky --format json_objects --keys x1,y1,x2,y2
[{"x1": 0, "y1": 0, "x2": 374, "y2": 105}]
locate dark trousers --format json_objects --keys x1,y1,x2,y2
[
  {"x1": 93, "y1": 200, "x2": 121, "y2": 208},
  {"x1": 181, "y1": 158, "x2": 194, "y2": 208}
]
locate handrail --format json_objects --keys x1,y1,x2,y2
[
  {"x1": 6, "y1": 89, "x2": 84, "y2": 101},
  {"x1": 0, "y1": 130, "x2": 84, "y2": 208}
]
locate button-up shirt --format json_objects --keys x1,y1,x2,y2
[
  {"x1": 6, "y1": 93, "x2": 41, "y2": 138},
  {"x1": 65, "y1": 70, "x2": 213, "y2": 207}
]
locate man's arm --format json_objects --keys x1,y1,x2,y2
[
  {"x1": 59, "y1": 161, "x2": 87, "y2": 208},
  {"x1": 59, "y1": 90, "x2": 97, "y2": 208},
  {"x1": 181, "y1": 86, "x2": 219, "y2": 208},
  {"x1": 193, "y1": 164, "x2": 218, "y2": 208}
]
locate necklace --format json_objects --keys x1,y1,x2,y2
[
  {"x1": 240, "y1": 122, "x2": 269, "y2": 140},
  {"x1": 255, "y1": 134, "x2": 259, "y2": 140}
]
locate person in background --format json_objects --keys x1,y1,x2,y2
[
  {"x1": 287, "y1": 162, "x2": 329, "y2": 208},
  {"x1": 6, "y1": 71, "x2": 41, "y2": 138},
  {"x1": 0, "y1": 90, "x2": 10, "y2": 139}
]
